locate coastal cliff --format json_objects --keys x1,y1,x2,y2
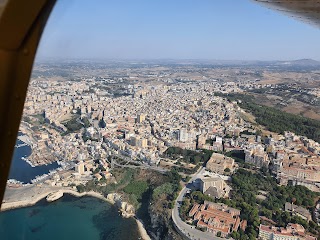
[
  {"x1": 147, "y1": 204, "x2": 183, "y2": 240},
  {"x1": 106, "y1": 193, "x2": 135, "y2": 218}
]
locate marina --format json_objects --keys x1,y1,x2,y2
[{"x1": 9, "y1": 137, "x2": 59, "y2": 184}]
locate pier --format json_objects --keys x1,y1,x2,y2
[{"x1": 15, "y1": 143, "x2": 28, "y2": 148}]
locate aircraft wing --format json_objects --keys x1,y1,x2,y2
[{"x1": 254, "y1": 0, "x2": 320, "y2": 27}]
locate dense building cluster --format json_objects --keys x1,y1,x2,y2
[
  {"x1": 259, "y1": 223, "x2": 316, "y2": 240},
  {"x1": 12, "y1": 62, "x2": 320, "y2": 239},
  {"x1": 189, "y1": 201, "x2": 247, "y2": 237}
]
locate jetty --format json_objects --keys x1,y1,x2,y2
[{"x1": 15, "y1": 143, "x2": 28, "y2": 148}]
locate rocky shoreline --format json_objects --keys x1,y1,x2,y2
[{"x1": 1, "y1": 188, "x2": 151, "y2": 240}]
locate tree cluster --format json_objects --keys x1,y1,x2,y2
[
  {"x1": 163, "y1": 147, "x2": 213, "y2": 165},
  {"x1": 224, "y1": 169, "x2": 320, "y2": 239},
  {"x1": 223, "y1": 93, "x2": 320, "y2": 142}
]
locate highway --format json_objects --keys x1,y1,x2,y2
[{"x1": 172, "y1": 167, "x2": 223, "y2": 240}]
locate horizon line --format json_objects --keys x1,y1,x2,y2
[{"x1": 34, "y1": 57, "x2": 320, "y2": 63}]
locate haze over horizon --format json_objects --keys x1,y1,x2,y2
[
  {"x1": 35, "y1": 57, "x2": 320, "y2": 63},
  {"x1": 36, "y1": 0, "x2": 320, "y2": 61}
]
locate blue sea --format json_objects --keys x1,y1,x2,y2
[{"x1": 0, "y1": 195, "x2": 141, "y2": 240}]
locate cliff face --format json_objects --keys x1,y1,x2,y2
[
  {"x1": 148, "y1": 204, "x2": 183, "y2": 240},
  {"x1": 106, "y1": 192, "x2": 180, "y2": 238},
  {"x1": 105, "y1": 169, "x2": 183, "y2": 239},
  {"x1": 149, "y1": 208, "x2": 167, "y2": 239}
]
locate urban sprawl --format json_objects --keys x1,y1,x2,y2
[{"x1": 5, "y1": 62, "x2": 320, "y2": 240}]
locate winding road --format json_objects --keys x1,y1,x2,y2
[{"x1": 172, "y1": 167, "x2": 223, "y2": 240}]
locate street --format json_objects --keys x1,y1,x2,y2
[{"x1": 172, "y1": 167, "x2": 223, "y2": 240}]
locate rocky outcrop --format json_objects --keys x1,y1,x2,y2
[
  {"x1": 46, "y1": 191, "x2": 64, "y2": 202},
  {"x1": 106, "y1": 193, "x2": 135, "y2": 218}
]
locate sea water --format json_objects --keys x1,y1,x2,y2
[
  {"x1": 9, "y1": 138, "x2": 59, "y2": 183},
  {"x1": 0, "y1": 194, "x2": 141, "y2": 240}
]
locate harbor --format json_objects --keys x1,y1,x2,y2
[{"x1": 9, "y1": 136, "x2": 60, "y2": 184}]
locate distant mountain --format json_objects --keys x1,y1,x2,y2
[
  {"x1": 280, "y1": 59, "x2": 320, "y2": 66},
  {"x1": 166, "y1": 59, "x2": 320, "y2": 67}
]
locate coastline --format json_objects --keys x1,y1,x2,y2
[
  {"x1": 1, "y1": 188, "x2": 152, "y2": 240},
  {"x1": 0, "y1": 189, "x2": 109, "y2": 212},
  {"x1": 8, "y1": 130, "x2": 152, "y2": 239},
  {"x1": 135, "y1": 217, "x2": 152, "y2": 240}
]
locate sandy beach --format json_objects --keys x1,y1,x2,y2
[{"x1": 135, "y1": 217, "x2": 152, "y2": 240}]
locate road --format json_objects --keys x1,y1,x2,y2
[
  {"x1": 172, "y1": 167, "x2": 223, "y2": 240},
  {"x1": 113, "y1": 154, "x2": 168, "y2": 173}
]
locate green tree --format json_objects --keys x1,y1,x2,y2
[
  {"x1": 76, "y1": 184, "x2": 85, "y2": 193},
  {"x1": 123, "y1": 180, "x2": 148, "y2": 200},
  {"x1": 99, "y1": 118, "x2": 106, "y2": 128}
]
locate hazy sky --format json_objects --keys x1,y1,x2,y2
[{"x1": 36, "y1": 0, "x2": 320, "y2": 61}]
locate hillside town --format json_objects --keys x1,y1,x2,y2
[{"x1": 5, "y1": 62, "x2": 320, "y2": 239}]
